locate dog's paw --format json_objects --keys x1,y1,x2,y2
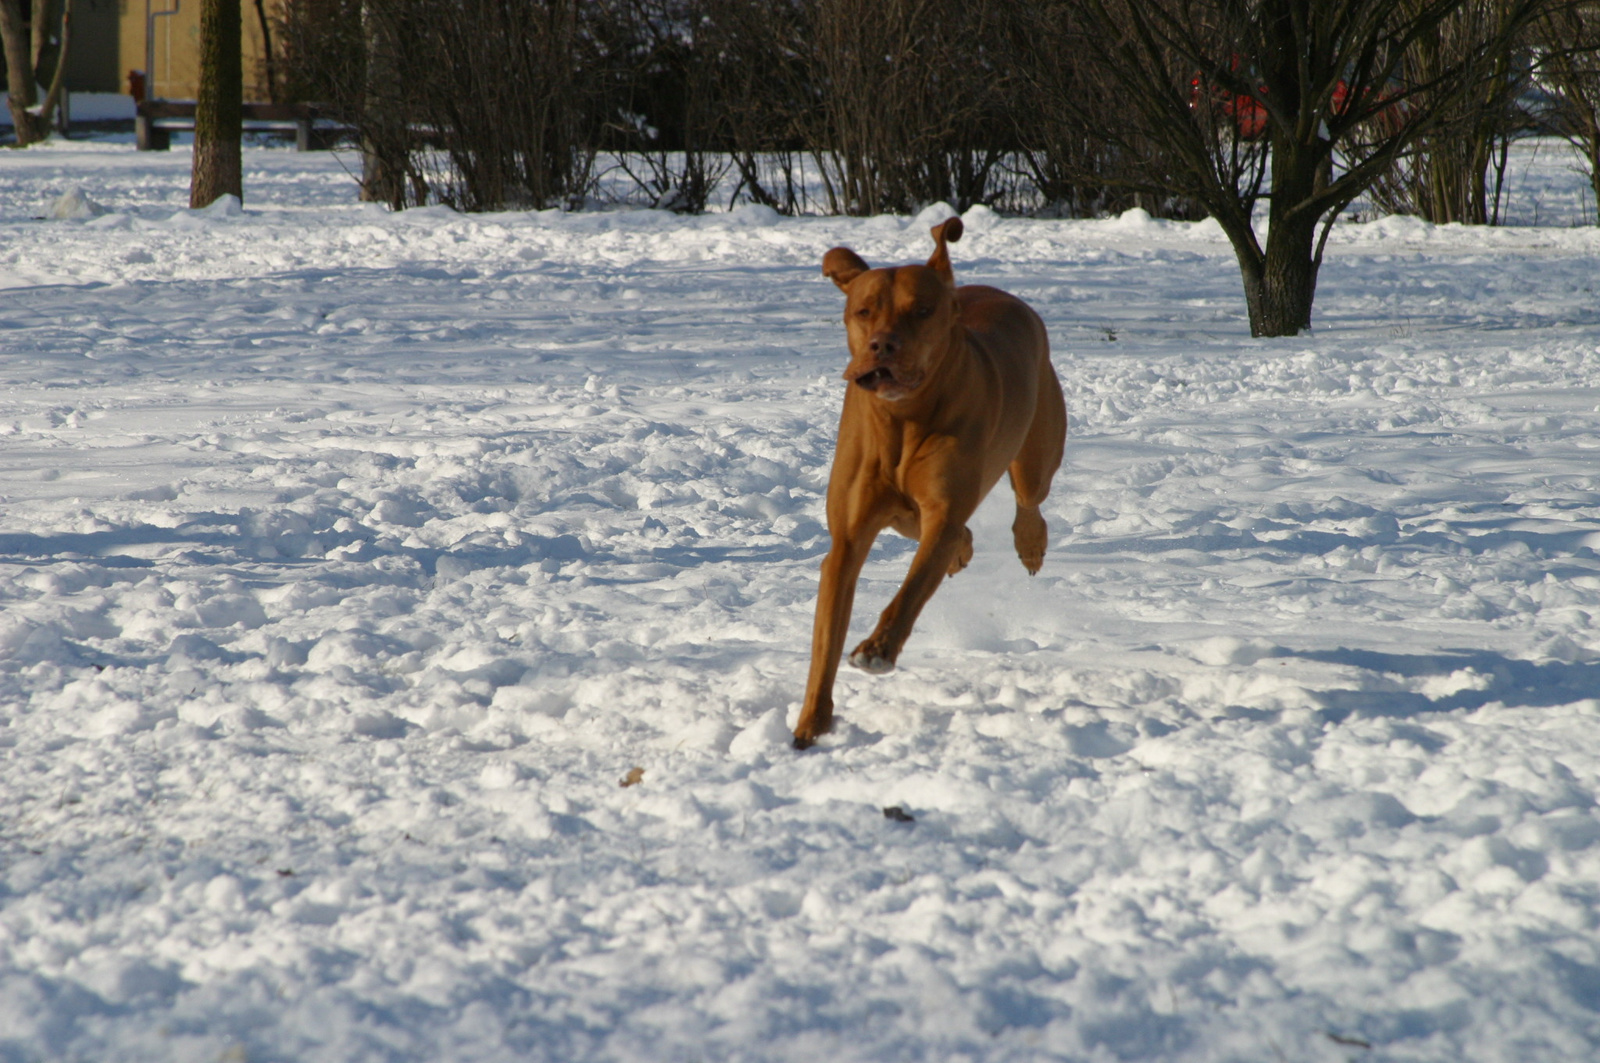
[
  {"x1": 1013, "y1": 508, "x2": 1047, "y2": 575},
  {"x1": 849, "y1": 649, "x2": 895, "y2": 675},
  {"x1": 947, "y1": 525, "x2": 974, "y2": 575}
]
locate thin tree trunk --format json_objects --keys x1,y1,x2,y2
[
  {"x1": 358, "y1": 0, "x2": 403, "y2": 207},
  {"x1": 1590, "y1": 137, "x2": 1600, "y2": 226},
  {"x1": 29, "y1": 0, "x2": 48, "y2": 70},
  {"x1": 37, "y1": 0, "x2": 72, "y2": 136},
  {"x1": 253, "y1": 0, "x2": 277, "y2": 102},
  {"x1": 191, "y1": 0, "x2": 243, "y2": 208}
]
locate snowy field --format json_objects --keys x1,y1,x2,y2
[{"x1": 4, "y1": 136, "x2": 1600, "y2": 1062}]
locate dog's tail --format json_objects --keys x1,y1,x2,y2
[{"x1": 926, "y1": 217, "x2": 963, "y2": 284}]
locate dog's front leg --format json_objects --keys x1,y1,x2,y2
[
  {"x1": 849, "y1": 506, "x2": 970, "y2": 674},
  {"x1": 794, "y1": 531, "x2": 875, "y2": 749}
]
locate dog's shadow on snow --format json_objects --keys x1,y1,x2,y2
[{"x1": 1267, "y1": 646, "x2": 1600, "y2": 723}]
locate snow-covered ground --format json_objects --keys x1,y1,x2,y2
[{"x1": 5, "y1": 136, "x2": 1600, "y2": 1062}]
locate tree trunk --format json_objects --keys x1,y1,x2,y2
[
  {"x1": 252, "y1": 0, "x2": 277, "y2": 102},
  {"x1": 1249, "y1": 217, "x2": 1320, "y2": 337},
  {"x1": 191, "y1": 0, "x2": 243, "y2": 209},
  {"x1": 0, "y1": 0, "x2": 47, "y2": 143},
  {"x1": 358, "y1": 0, "x2": 404, "y2": 207},
  {"x1": 1590, "y1": 139, "x2": 1600, "y2": 227},
  {"x1": 1231, "y1": 148, "x2": 1324, "y2": 339}
]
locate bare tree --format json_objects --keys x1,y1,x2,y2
[
  {"x1": 608, "y1": 0, "x2": 731, "y2": 213},
  {"x1": 1535, "y1": 2, "x2": 1600, "y2": 222},
  {"x1": 1369, "y1": 0, "x2": 1533, "y2": 224},
  {"x1": 1066, "y1": 0, "x2": 1548, "y2": 336},
  {"x1": 0, "y1": 0, "x2": 73, "y2": 145},
  {"x1": 703, "y1": 0, "x2": 813, "y2": 213},
  {"x1": 805, "y1": 0, "x2": 1015, "y2": 215},
  {"x1": 191, "y1": 0, "x2": 244, "y2": 208},
  {"x1": 1011, "y1": 3, "x2": 1206, "y2": 219}
]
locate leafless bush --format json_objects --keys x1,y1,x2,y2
[
  {"x1": 803, "y1": 0, "x2": 1017, "y2": 215},
  {"x1": 601, "y1": 0, "x2": 733, "y2": 212},
  {"x1": 271, "y1": 0, "x2": 1569, "y2": 233},
  {"x1": 701, "y1": 0, "x2": 814, "y2": 214},
  {"x1": 1367, "y1": 0, "x2": 1535, "y2": 224},
  {"x1": 1534, "y1": 2, "x2": 1600, "y2": 221},
  {"x1": 278, "y1": 0, "x2": 606, "y2": 211},
  {"x1": 1008, "y1": 3, "x2": 1209, "y2": 219},
  {"x1": 275, "y1": 0, "x2": 361, "y2": 110}
]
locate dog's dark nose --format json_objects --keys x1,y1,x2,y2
[{"x1": 867, "y1": 332, "x2": 899, "y2": 359}]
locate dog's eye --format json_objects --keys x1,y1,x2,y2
[
  {"x1": 916, "y1": 305, "x2": 933, "y2": 318},
  {"x1": 854, "y1": 306, "x2": 871, "y2": 317}
]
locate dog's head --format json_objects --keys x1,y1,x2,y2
[{"x1": 822, "y1": 217, "x2": 964, "y2": 401}]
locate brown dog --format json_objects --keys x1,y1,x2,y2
[{"x1": 792, "y1": 217, "x2": 1067, "y2": 749}]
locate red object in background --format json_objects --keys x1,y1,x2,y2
[
  {"x1": 1230, "y1": 92, "x2": 1268, "y2": 139},
  {"x1": 1190, "y1": 64, "x2": 1398, "y2": 141},
  {"x1": 128, "y1": 70, "x2": 147, "y2": 103},
  {"x1": 1190, "y1": 65, "x2": 1268, "y2": 139}
]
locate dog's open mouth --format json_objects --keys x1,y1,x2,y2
[
  {"x1": 853, "y1": 367, "x2": 897, "y2": 391},
  {"x1": 848, "y1": 363, "x2": 922, "y2": 398}
]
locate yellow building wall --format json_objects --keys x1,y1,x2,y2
[{"x1": 118, "y1": 0, "x2": 278, "y2": 103}]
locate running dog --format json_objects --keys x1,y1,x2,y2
[{"x1": 793, "y1": 218, "x2": 1066, "y2": 749}]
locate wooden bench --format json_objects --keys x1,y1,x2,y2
[{"x1": 136, "y1": 100, "x2": 347, "y2": 152}]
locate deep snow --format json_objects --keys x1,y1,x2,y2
[{"x1": 4, "y1": 137, "x2": 1600, "y2": 1062}]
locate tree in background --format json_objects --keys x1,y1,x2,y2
[
  {"x1": 805, "y1": 0, "x2": 1015, "y2": 215},
  {"x1": 263, "y1": 0, "x2": 1593, "y2": 241},
  {"x1": 1368, "y1": 0, "x2": 1534, "y2": 225},
  {"x1": 1011, "y1": 3, "x2": 1206, "y2": 219},
  {"x1": 1064, "y1": 0, "x2": 1548, "y2": 337},
  {"x1": 280, "y1": 0, "x2": 603, "y2": 212},
  {"x1": 1535, "y1": 2, "x2": 1600, "y2": 222},
  {"x1": 606, "y1": 0, "x2": 732, "y2": 214},
  {"x1": 190, "y1": 0, "x2": 243, "y2": 208},
  {"x1": 700, "y1": 0, "x2": 812, "y2": 214},
  {"x1": 0, "y1": 0, "x2": 73, "y2": 145}
]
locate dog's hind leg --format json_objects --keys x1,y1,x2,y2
[{"x1": 1008, "y1": 359, "x2": 1067, "y2": 575}]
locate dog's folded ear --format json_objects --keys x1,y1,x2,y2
[
  {"x1": 823, "y1": 247, "x2": 870, "y2": 290},
  {"x1": 926, "y1": 217, "x2": 964, "y2": 283}
]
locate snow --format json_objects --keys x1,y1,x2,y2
[
  {"x1": 0, "y1": 92, "x2": 136, "y2": 128},
  {"x1": 4, "y1": 135, "x2": 1600, "y2": 1061}
]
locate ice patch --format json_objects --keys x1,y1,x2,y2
[
  {"x1": 1188, "y1": 636, "x2": 1277, "y2": 666},
  {"x1": 1362, "y1": 213, "x2": 1436, "y2": 240},
  {"x1": 960, "y1": 203, "x2": 1001, "y2": 233},
  {"x1": 913, "y1": 201, "x2": 959, "y2": 229},
  {"x1": 350, "y1": 710, "x2": 409, "y2": 739},
  {"x1": 47, "y1": 187, "x2": 105, "y2": 221},
  {"x1": 727, "y1": 202, "x2": 781, "y2": 226},
  {"x1": 78, "y1": 959, "x2": 184, "y2": 1005},
  {"x1": 729, "y1": 707, "x2": 791, "y2": 758},
  {"x1": 195, "y1": 194, "x2": 244, "y2": 218},
  {"x1": 1107, "y1": 206, "x2": 1158, "y2": 231}
]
